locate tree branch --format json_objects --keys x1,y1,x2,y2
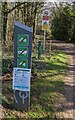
[{"x1": 7, "y1": 2, "x2": 26, "y2": 14}]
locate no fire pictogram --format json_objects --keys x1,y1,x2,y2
[{"x1": 17, "y1": 59, "x2": 28, "y2": 68}]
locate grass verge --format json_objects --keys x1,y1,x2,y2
[{"x1": 2, "y1": 50, "x2": 68, "y2": 119}]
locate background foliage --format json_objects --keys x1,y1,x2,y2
[
  {"x1": 51, "y1": 2, "x2": 75, "y2": 42},
  {"x1": 1, "y1": 2, "x2": 75, "y2": 53}
]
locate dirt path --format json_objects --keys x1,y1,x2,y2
[
  {"x1": 52, "y1": 41, "x2": 75, "y2": 119},
  {"x1": 0, "y1": 104, "x2": 3, "y2": 119}
]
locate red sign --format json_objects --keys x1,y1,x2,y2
[
  {"x1": 43, "y1": 16, "x2": 49, "y2": 20},
  {"x1": 42, "y1": 10, "x2": 49, "y2": 30}
]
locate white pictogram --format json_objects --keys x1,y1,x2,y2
[
  {"x1": 19, "y1": 38, "x2": 26, "y2": 42},
  {"x1": 14, "y1": 90, "x2": 28, "y2": 104},
  {"x1": 19, "y1": 62, "x2": 26, "y2": 66},
  {"x1": 14, "y1": 90, "x2": 18, "y2": 103},
  {"x1": 19, "y1": 91, "x2": 28, "y2": 104},
  {"x1": 19, "y1": 38, "x2": 23, "y2": 42},
  {"x1": 23, "y1": 38, "x2": 27, "y2": 42},
  {"x1": 18, "y1": 51, "x2": 27, "y2": 55},
  {"x1": 22, "y1": 51, "x2": 27, "y2": 55}
]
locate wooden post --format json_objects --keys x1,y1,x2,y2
[{"x1": 43, "y1": 30, "x2": 46, "y2": 53}]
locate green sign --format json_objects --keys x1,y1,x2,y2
[
  {"x1": 17, "y1": 34, "x2": 29, "y2": 68},
  {"x1": 17, "y1": 59, "x2": 28, "y2": 68},
  {"x1": 18, "y1": 47, "x2": 28, "y2": 58},
  {"x1": 18, "y1": 34, "x2": 29, "y2": 46}
]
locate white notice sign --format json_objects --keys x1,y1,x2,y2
[{"x1": 13, "y1": 68, "x2": 31, "y2": 91}]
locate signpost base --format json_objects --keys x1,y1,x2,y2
[{"x1": 14, "y1": 90, "x2": 30, "y2": 111}]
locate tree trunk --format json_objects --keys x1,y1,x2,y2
[
  {"x1": 71, "y1": 24, "x2": 75, "y2": 42},
  {"x1": 33, "y1": 2, "x2": 38, "y2": 42},
  {"x1": 6, "y1": 2, "x2": 15, "y2": 50}
]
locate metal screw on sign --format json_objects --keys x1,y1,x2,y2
[{"x1": 19, "y1": 91, "x2": 28, "y2": 104}]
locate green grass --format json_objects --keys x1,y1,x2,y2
[{"x1": 2, "y1": 50, "x2": 68, "y2": 119}]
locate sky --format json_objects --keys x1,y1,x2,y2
[
  {"x1": 1, "y1": 0, "x2": 75, "y2": 3},
  {"x1": 47, "y1": 0, "x2": 74, "y2": 3}
]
